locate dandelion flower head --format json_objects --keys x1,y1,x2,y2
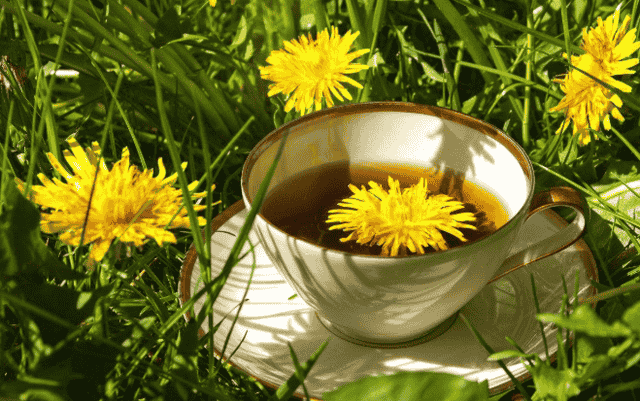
[
  {"x1": 209, "y1": 0, "x2": 236, "y2": 6},
  {"x1": 550, "y1": 7, "x2": 640, "y2": 145},
  {"x1": 16, "y1": 138, "x2": 218, "y2": 262},
  {"x1": 326, "y1": 176, "x2": 477, "y2": 257},
  {"x1": 259, "y1": 26, "x2": 370, "y2": 116}
]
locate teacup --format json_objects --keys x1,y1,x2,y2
[{"x1": 241, "y1": 102, "x2": 586, "y2": 346}]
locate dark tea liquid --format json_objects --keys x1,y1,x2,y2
[{"x1": 260, "y1": 161, "x2": 510, "y2": 256}]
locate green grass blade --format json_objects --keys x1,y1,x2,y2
[
  {"x1": 559, "y1": 0, "x2": 574, "y2": 63},
  {"x1": 463, "y1": 0, "x2": 524, "y2": 125},
  {"x1": 345, "y1": 0, "x2": 368, "y2": 49},
  {"x1": 453, "y1": 59, "x2": 561, "y2": 100},
  {"x1": 530, "y1": 274, "x2": 551, "y2": 361},
  {"x1": 213, "y1": 242, "x2": 257, "y2": 377},
  {"x1": 369, "y1": 0, "x2": 388, "y2": 55},
  {"x1": 279, "y1": 0, "x2": 299, "y2": 41},
  {"x1": 159, "y1": 108, "x2": 289, "y2": 340},
  {"x1": 1, "y1": 100, "x2": 16, "y2": 184},
  {"x1": 459, "y1": 312, "x2": 533, "y2": 401},
  {"x1": 10, "y1": 0, "x2": 60, "y2": 163},
  {"x1": 431, "y1": 0, "x2": 492, "y2": 84},
  {"x1": 286, "y1": 342, "x2": 311, "y2": 401},
  {"x1": 311, "y1": 0, "x2": 329, "y2": 32},
  {"x1": 151, "y1": 47, "x2": 205, "y2": 267},
  {"x1": 269, "y1": 338, "x2": 330, "y2": 401},
  {"x1": 450, "y1": 0, "x2": 583, "y2": 54},
  {"x1": 155, "y1": 47, "x2": 232, "y2": 138},
  {"x1": 522, "y1": 0, "x2": 534, "y2": 148},
  {"x1": 196, "y1": 116, "x2": 254, "y2": 192},
  {"x1": 167, "y1": 43, "x2": 244, "y2": 132},
  {"x1": 420, "y1": 11, "x2": 460, "y2": 110}
]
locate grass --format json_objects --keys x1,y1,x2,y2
[{"x1": 1, "y1": 0, "x2": 640, "y2": 400}]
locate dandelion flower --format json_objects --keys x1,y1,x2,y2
[
  {"x1": 209, "y1": 0, "x2": 235, "y2": 6},
  {"x1": 259, "y1": 26, "x2": 370, "y2": 116},
  {"x1": 550, "y1": 8, "x2": 640, "y2": 145},
  {"x1": 326, "y1": 176, "x2": 477, "y2": 257},
  {"x1": 15, "y1": 138, "x2": 219, "y2": 262}
]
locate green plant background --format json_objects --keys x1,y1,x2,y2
[{"x1": 2, "y1": 0, "x2": 640, "y2": 400}]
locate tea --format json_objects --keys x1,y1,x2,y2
[{"x1": 260, "y1": 161, "x2": 510, "y2": 256}]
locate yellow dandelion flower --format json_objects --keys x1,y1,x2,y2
[
  {"x1": 326, "y1": 176, "x2": 477, "y2": 257},
  {"x1": 15, "y1": 138, "x2": 219, "y2": 262},
  {"x1": 550, "y1": 7, "x2": 640, "y2": 145},
  {"x1": 209, "y1": 0, "x2": 235, "y2": 6},
  {"x1": 259, "y1": 26, "x2": 370, "y2": 116},
  {"x1": 581, "y1": 8, "x2": 640, "y2": 79}
]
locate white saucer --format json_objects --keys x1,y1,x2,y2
[{"x1": 180, "y1": 201, "x2": 597, "y2": 400}]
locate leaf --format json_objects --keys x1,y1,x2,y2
[
  {"x1": 528, "y1": 364, "x2": 581, "y2": 401},
  {"x1": 600, "y1": 297, "x2": 628, "y2": 324},
  {"x1": 574, "y1": 334, "x2": 615, "y2": 384},
  {"x1": 622, "y1": 299, "x2": 640, "y2": 334},
  {"x1": 590, "y1": 161, "x2": 640, "y2": 192},
  {"x1": 230, "y1": 15, "x2": 249, "y2": 49},
  {"x1": 487, "y1": 350, "x2": 536, "y2": 361},
  {"x1": 323, "y1": 372, "x2": 490, "y2": 401},
  {"x1": 577, "y1": 354, "x2": 613, "y2": 385},
  {"x1": 572, "y1": 0, "x2": 589, "y2": 24},
  {"x1": 537, "y1": 304, "x2": 633, "y2": 337},
  {"x1": 576, "y1": 333, "x2": 614, "y2": 364},
  {"x1": 586, "y1": 161, "x2": 640, "y2": 258},
  {"x1": 0, "y1": 180, "x2": 85, "y2": 280}
]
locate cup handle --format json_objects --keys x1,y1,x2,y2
[{"x1": 487, "y1": 186, "x2": 588, "y2": 284}]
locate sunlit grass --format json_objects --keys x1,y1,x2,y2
[{"x1": 1, "y1": 0, "x2": 640, "y2": 400}]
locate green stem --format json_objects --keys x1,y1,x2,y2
[
  {"x1": 530, "y1": 274, "x2": 551, "y2": 361},
  {"x1": 579, "y1": 282, "x2": 640, "y2": 305},
  {"x1": 523, "y1": 0, "x2": 533, "y2": 148},
  {"x1": 559, "y1": 0, "x2": 573, "y2": 64},
  {"x1": 453, "y1": 60, "x2": 562, "y2": 99}
]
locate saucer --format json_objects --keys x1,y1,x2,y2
[{"x1": 180, "y1": 201, "x2": 597, "y2": 400}]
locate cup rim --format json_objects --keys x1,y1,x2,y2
[{"x1": 241, "y1": 101, "x2": 535, "y2": 259}]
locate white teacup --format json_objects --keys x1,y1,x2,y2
[{"x1": 241, "y1": 102, "x2": 586, "y2": 346}]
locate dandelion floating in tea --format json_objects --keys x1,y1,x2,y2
[
  {"x1": 326, "y1": 176, "x2": 477, "y2": 257},
  {"x1": 549, "y1": 7, "x2": 640, "y2": 145},
  {"x1": 15, "y1": 138, "x2": 218, "y2": 262},
  {"x1": 259, "y1": 26, "x2": 370, "y2": 116}
]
